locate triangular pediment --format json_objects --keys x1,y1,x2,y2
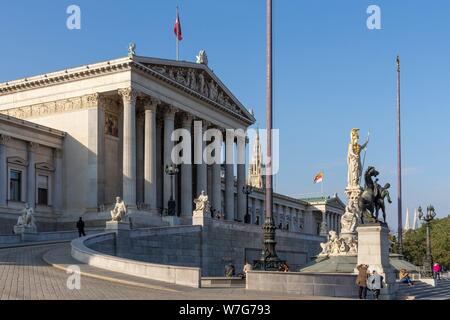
[{"x1": 133, "y1": 56, "x2": 255, "y2": 125}]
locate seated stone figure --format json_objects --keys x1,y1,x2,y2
[
  {"x1": 110, "y1": 197, "x2": 128, "y2": 222},
  {"x1": 14, "y1": 203, "x2": 37, "y2": 234},
  {"x1": 193, "y1": 191, "x2": 211, "y2": 215}
]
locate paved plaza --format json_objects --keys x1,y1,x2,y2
[{"x1": 0, "y1": 243, "x2": 343, "y2": 300}]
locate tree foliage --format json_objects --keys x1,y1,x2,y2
[{"x1": 402, "y1": 215, "x2": 450, "y2": 269}]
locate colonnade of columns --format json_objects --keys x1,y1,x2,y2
[
  {"x1": 323, "y1": 211, "x2": 340, "y2": 233},
  {"x1": 0, "y1": 135, "x2": 63, "y2": 212},
  {"x1": 117, "y1": 87, "x2": 247, "y2": 220}
]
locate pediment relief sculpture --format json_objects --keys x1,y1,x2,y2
[{"x1": 144, "y1": 64, "x2": 245, "y2": 116}]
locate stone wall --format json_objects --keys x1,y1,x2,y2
[
  {"x1": 86, "y1": 221, "x2": 324, "y2": 277},
  {"x1": 246, "y1": 271, "x2": 358, "y2": 298},
  {"x1": 73, "y1": 231, "x2": 202, "y2": 288},
  {"x1": 89, "y1": 226, "x2": 202, "y2": 269},
  {"x1": 198, "y1": 219, "x2": 324, "y2": 276}
]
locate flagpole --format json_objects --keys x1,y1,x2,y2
[
  {"x1": 176, "y1": 6, "x2": 180, "y2": 61},
  {"x1": 396, "y1": 55, "x2": 403, "y2": 255},
  {"x1": 321, "y1": 170, "x2": 324, "y2": 197}
]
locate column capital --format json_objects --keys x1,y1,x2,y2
[
  {"x1": 180, "y1": 112, "x2": 193, "y2": 128},
  {"x1": 142, "y1": 96, "x2": 161, "y2": 112},
  {"x1": 0, "y1": 134, "x2": 11, "y2": 145},
  {"x1": 86, "y1": 93, "x2": 101, "y2": 107},
  {"x1": 162, "y1": 105, "x2": 178, "y2": 120},
  {"x1": 118, "y1": 87, "x2": 139, "y2": 104},
  {"x1": 28, "y1": 142, "x2": 40, "y2": 152}
]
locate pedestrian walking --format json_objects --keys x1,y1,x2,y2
[
  {"x1": 76, "y1": 217, "x2": 86, "y2": 237},
  {"x1": 433, "y1": 263, "x2": 441, "y2": 280}
]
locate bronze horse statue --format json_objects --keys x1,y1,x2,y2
[{"x1": 358, "y1": 166, "x2": 379, "y2": 223}]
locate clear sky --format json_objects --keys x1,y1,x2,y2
[{"x1": 0, "y1": 0, "x2": 449, "y2": 230}]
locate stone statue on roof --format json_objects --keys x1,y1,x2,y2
[
  {"x1": 196, "y1": 50, "x2": 208, "y2": 65},
  {"x1": 128, "y1": 43, "x2": 136, "y2": 58}
]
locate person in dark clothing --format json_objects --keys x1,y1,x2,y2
[{"x1": 76, "y1": 217, "x2": 86, "y2": 237}]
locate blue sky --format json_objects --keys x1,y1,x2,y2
[{"x1": 0, "y1": 0, "x2": 449, "y2": 230}]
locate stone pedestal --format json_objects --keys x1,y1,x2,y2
[
  {"x1": 192, "y1": 210, "x2": 212, "y2": 227},
  {"x1": 14, "y1": 225, "x2": 37, "y2": 235},
  {"x1": 162, "y1": 215, "x2": 181, "y2": 226},
  {"x1": 105, "y1": 221, "x2": 131, "y2": 233},
  {"x1": 356, "y1": 223, "x2": 398, "y2": 300}
]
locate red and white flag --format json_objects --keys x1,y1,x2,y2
[
  {"x1": 174, "y1": 8, "x2": 183, "y2": 41},
  {"x1": 313, "y1": 171, "x2": 324, "y2": 184}
]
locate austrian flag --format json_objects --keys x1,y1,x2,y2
[
  {"x1": 313, "y1": 171, "x2": 324, "y2": 184},
  {"x1": 174, "y1": 9, "x2": 183, "y2": 41}
]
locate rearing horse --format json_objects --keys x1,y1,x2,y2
[{"x1": 358, "y1": 166, "x2": 379, "y2": 223}]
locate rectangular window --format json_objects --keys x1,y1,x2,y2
[
  {"x1": 9, "y1": 170, "x2": 22, "y2": 202},
  {"x1": 37, "y1": 175, "x2": 49, "y2": 206}
]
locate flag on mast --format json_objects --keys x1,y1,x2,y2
[
  {"x1": 313, "y1": 171, "x2": 324, "y2": 184},
  {"x1": 174, "y1": 7, "x2": 183, "y2": 41}
]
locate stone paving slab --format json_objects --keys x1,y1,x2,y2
[
  {"x1": 43, "y1": 244, "x2": 188, "y2": 293},
  {"x1": 0, "y1": 243, "x2": 346, "y2": 300},
  {"x1": 0, "y1": 240, "x2": 71, "y2": 249}
]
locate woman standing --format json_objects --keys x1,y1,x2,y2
[
  {"x1": 367, "y1": 270, "x2": 383, "y2": 300},
  {"x1": 356, "y1": 264, "x2": 369, "y2": 299}
]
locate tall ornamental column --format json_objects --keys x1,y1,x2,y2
[
  {"x1": 118, "y1": 87, "x2": 139, "y2": 207},
  {"x1": 225, "y1": 137, "x2": 235, "y2": 221},
  {"x1": 143, "y1": 97, "x2": 159, "y2": 212},
  {"x1": 27, "y1": 142, "x2": 39, "y2": 209},
  {"x1": 195, "y1": 120, "x2": 208, "y2": 196},
  {"x1": 0, "y1": 135, "x2": 10, "y2": 207},
  {"x1": 236, "y1": 133, "x2": 246, "y2": 222},
  {"x1": 211, "y1": 127, "x2": 222, "y2": 216},
  {"x1": 53, "y1": 149, "x2": 63, "y2": 214},
  {"x1": 181, "y1": 113, "x2": 193, "y2": 217},
  {"x1": 163, "y1": 106, "x2": 177, "y2": 210}
]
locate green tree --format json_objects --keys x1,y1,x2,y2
[{"x1": 402, "y1": 215, "x2": 450, "y2": 269}]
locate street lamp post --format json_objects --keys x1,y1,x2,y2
[
  {"x1": 165, "y1": 164, "x2": 179, "y2": 216},
  {"x1": 243, "y1": 185, "x2": 254, "y2": 224},
  {"x1": 418, "y1": 205, "x2": 436, "y2": 278}
]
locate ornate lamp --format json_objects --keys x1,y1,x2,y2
[
  {"x1": 165, "y1": 164, "x2": 179, "y2": 216},
  {"x1": 418, "y1": 205, "x2": 436, "y2": 277},
  {"x1": 243, "y1": 185, "x2": 254, "y2": 224}
]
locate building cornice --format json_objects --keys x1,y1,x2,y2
[
  {"x1": 0, "y1": 113, "x2": 66, "y2": 138},
  {"x1": 0, "y1": 56, "x2": 256, "y2": 126},
  {"x1": 0, "y1": 57, "x2": 132, "y2": 95}
]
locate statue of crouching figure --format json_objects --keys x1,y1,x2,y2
[
  {"x1": 193, "y1": 191, "x2": 211, "y2": 216},
  {"x1": 14, "y1": 203, "x2": 37, "y2": 234},
  {"x1": 110, "y1": 197, "x2": 128, "y2": 222}
]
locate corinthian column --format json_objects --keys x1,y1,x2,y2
[
  {"x1": 118, "y1": 87, "x2": 139, "y2": 207},
  {"x1": 163, "y1": 106, "x2": 177, "y2": 210},
  {"x1": 211, "y1": 128, "x2": 223, "y2": 216},
  {"x1": 53, "y1": 149, "x2": 63, "y2": 214},
  {"x1": 236, "y1": 132, "x2": 246, "y2": 222},
  {"x1": 195, "y1": 120, "x2": 208, "y2": 197},
  {"x1": 143, "y1": 97, "x2": 159, "y2": 212},
  {"x1": 225, "y1": 138, "x2": 235, "y2": 221},
  {"x1": 0, "y1": 135, "x2": 10, "y2": 207},
  {"x1": 27, "y1": 142, "x2": 39, "y2": 209},
  {"x1": 181, "y1": 113, "x2": 193, "y2": 218}
]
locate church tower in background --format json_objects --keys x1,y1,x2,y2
[{"x1": 248, "y1": 127, "x2": 265, "y2": 189}]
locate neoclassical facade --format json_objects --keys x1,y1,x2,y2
[
  {"x1": 0, "y1": 114, "x2": 65, "y2": 232},
  {"x1": 0, "y1": 54, "x2": 257, "y2": 228},
  {"x1": 0, "y1": 52, "x2": 344, "y2": 233}
]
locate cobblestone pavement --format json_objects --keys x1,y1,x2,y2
[{"x1": 0, "y1": 244, "x2": 340, "y2": 300}]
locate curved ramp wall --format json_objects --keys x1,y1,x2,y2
[{"x1": 71, "y1": 231, "x2": 201, "y2": 288}]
